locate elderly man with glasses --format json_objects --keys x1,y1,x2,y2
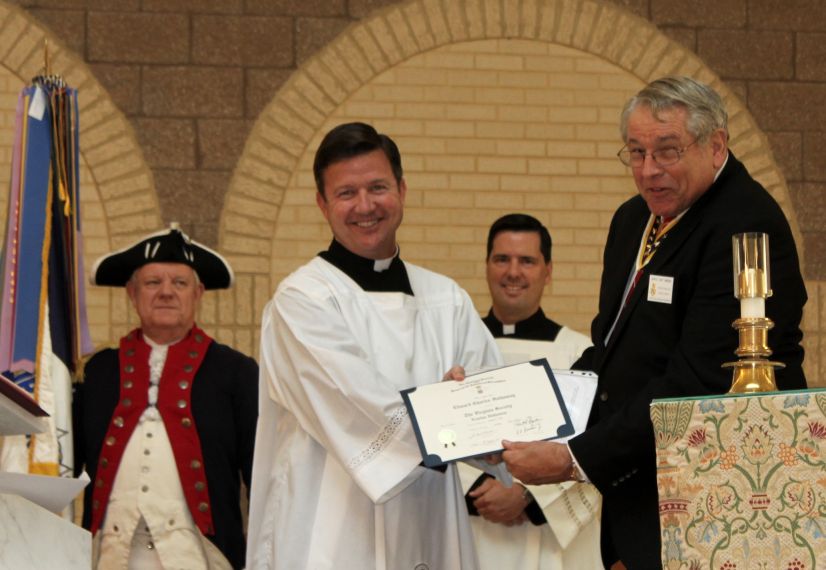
[{"x1": 502, "y1": 76, "x2": 807, "y2": 569}]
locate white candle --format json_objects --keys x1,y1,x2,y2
[{"x1": 740, "y1": 297, "x2": 765, "y2": 318}]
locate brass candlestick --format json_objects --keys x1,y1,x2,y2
[{"x1": 722, "y1": 232, "x2": 784, "y2": 393}]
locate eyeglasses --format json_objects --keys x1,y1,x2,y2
[{"x1": 617, "y1": 139, "x2": 698, "y2": 168}]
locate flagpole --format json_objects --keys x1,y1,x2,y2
[{"x1": 44, "y1": 39, "x2": 49, "y2": 76}]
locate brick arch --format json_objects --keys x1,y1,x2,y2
[
  {"x1": 221, "y1": 0, "x2": 805, "y2": 361},
  {"x1": 0, "y1": 3, "x2": 162, "y2": 345}
]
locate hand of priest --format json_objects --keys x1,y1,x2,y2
[
  {"x1": 469, "y1": 477, "x2": 529, "y2": 525},
  {"x1": 501, "y1": 440, "x2": 573, "y2": 485},
  {"x1": 442, "y1": 365, "x2": 466, "y2": 382}
]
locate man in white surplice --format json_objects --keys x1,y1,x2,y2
[
  {"x1": 246, "y1": 122, "x2": 502, "y2": 570},
  {"x1": 458, "y1": 213, "x2": 601, "y2": 570}
]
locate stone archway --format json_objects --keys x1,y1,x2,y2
[
  {"x1": 221, "y1": 0, "x2": 812, "y2": 377},
  {"x1": 0, "y1": 3, "x2": 162, "y2": 346}
]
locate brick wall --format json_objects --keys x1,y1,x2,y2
[
  {"x1": 7, "y1": 0, "x2": 823, "y2": 262},
  {"x1": 1, "y1": 0, "x2": 823, "y2": 383}
]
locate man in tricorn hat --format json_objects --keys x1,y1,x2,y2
[{"x1": 73, "y1": 225, "x2": 258, "y2": 570}]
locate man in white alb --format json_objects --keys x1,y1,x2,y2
[
  {"x1": 459, "y1": 213, "x2": 601, "y2": 570},
  {"x1": 246, "y1": 122, "x2": 502, "y2": 569}
]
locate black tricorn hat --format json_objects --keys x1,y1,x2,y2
[{"x1": 91, "y1": 225, "x2": 234, "y2": 290}]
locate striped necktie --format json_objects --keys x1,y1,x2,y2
[{"x1": 624, "y1": 215, "x2": 676, "y2": 307}]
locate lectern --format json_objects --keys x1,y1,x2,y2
[
  {"x1": 0, "y1": 391, "x2": 91, "y2": 569},
  {"x1": 651, "y1": 389, "x2": 826, "y2": 569}
]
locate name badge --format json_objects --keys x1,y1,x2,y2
[{"x1": 647, "y1": 275, "x2": 674, "y2": 304}]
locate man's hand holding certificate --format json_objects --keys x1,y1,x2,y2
[{"x1": 401, "y1": 359, "x2": 577, "y2": 467}]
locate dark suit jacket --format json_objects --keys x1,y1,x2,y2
[
  {"x1": 569, "y1": 153, "x2": 807, "y2": 569},
  {"x1": 74, "y1": 339, "x2": 258, "y2": 569}
]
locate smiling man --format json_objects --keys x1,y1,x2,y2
[
  {"x1": 482, "y1": 214, "x2": 591, "y2": 368},
  {"x1": 73, "y1": 226, "x2": 258, "y2": 570},
  {"x1": 502, "y1": 76, "x2": 807, "y2": 569},
  {"x1": 458, "y1": 213, "x2": 599, "y2": 570},
  {"x1": 246, "y1": 122, "x2": 502, "y2": 569}
]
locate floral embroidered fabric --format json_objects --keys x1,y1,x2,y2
[{"x1": 652, "y1": 390, "x2": 826, "y2": 570}]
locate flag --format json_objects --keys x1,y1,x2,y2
[{"x1": 0, "y1": 74, "x2": 92, "y2": 477}]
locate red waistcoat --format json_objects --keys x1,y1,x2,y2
[{"x1": 89, "y1": 326, "x2": 215, "y2": 535}]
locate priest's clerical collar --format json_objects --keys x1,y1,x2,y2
[
  {"x1": 482, "y1": 308, "x2": 562, "y2": 342},
  {"x1": 319, "y1": 240, "x2": 414, "y2": 295}
]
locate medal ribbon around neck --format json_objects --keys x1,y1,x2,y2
[
  {"x1": 638, "y1": 214, "x2": 677, "y2": 271},
  {"x1": 623, "y1": 214, "x2": 678, "y2": 307}
]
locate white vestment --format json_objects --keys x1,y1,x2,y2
[
  {"x1": 458, "y1": 328, "x2": 603, "y2": 570},
  {"x1": 247, "y1": 257, "x2": 502, "y2": 570}
]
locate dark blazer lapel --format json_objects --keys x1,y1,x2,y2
[
  {"x1": 605, "y1": 231, "x2": 642, "y2": 317},
  {"x1": 603, "y1": 213, "x2": 703, "y2": 357},
  {"x1": 640, "y1": 208, "x2": 702, "y2": 276},
  {"x1": 603, "y1": 289, "x2": 636, "y2": 359},
  {"x1": 597, "y1": 210, "x2": 648, "y2": 343}
]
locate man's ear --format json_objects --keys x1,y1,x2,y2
[
  {"x1": 125, "y1": 279, "x2": 138, "y2": 309},
  {"x1": 316, "y1": 191, "x2": 329, "y2": 221},
  {"x1": 711, "y1": 129, "x2": 728, "y2": 169},
  {"x1": 398, "y1": 177, "x2": 407, "y2": 204},
  {"x1": 194, "y1": 280, "x2": 205, "y2": 302}
]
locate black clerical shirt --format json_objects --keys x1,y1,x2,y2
[{"x1": 319, "y1": 240, "x2": 413, "y2": 295}]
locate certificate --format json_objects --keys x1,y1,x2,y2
[
  {"x1": 548, "y1": 368, "x2": 597, "y2": 442},
  {"x1": 401, "y1": 359, "x2": 573, "y2": 467}
]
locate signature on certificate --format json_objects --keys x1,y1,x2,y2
[{"x1": 514, "y1": 416, "x2": 542, "y2": 435}]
